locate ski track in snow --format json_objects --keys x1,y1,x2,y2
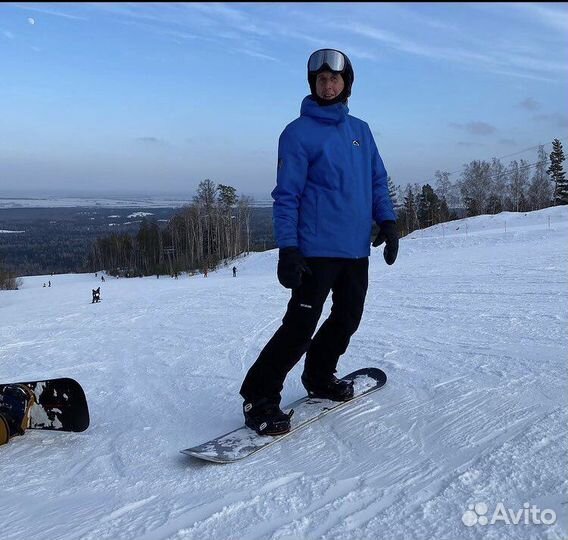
[{"x1": 1, "y1": 207, "x2": 567, "y2": 539}]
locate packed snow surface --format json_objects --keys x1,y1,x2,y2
[{"x1": 1, "y1": 207, "x2": 567, "y2": 540}]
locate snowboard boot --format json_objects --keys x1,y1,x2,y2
[
  {"x1": 0, "y1": 384, "x2": 36, "y2": 438},
  {"x1": 301, "y1": 372, "x2": 355, "y2": 401},
  {"x1": 243, "y1": 398, "x2": 294, "y2": 436}
]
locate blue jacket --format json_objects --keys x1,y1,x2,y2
[{"x1": 272, "y1": 95, "x2": 396, "y2": 258}]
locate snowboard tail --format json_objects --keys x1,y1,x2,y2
[
  {"x1": 181, "y1": 367, "x2": 387, "y2": 463},
  {"x1": 0, "y1": 378, "x2": 90, "y2": 432}
]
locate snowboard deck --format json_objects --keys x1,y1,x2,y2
[
  {"x1": 181, "y1": 367, "x2": 387, "y2": 463},
  {"x1": 0, "y1": 378, "x2": 90, "y2": 432}
]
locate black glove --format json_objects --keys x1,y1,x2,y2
[
  {"x1": 372, "y1": 220, "x2": 399, "y2": 265},
  {"x1": 277, "y1": 247, "x2": 312, "y2": 289}
]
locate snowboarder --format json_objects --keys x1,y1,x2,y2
[
  {"x1": 92, "y1": 287, "x2": 101, "y2": 303},
  {"x1": 239, "y1": 48, "x2": 399, "y2": 436},
  {"x1": 0, "y1": 384, "x2": 35, "y2": 446}
]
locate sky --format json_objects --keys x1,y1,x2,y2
[{"x1": 1, "y1": 2, "x2": 568, "y2": 200}]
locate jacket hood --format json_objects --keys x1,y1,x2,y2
[{"x1": 300, "y1": 95, "x2": 349, "y2": 125}]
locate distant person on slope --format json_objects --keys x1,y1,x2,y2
[
  {"x1": 92, "y1": 287, "x2": 101, "y2": 303},
  {"x1": 239, "y1": 48, "x2": 399, "y2": 436}
]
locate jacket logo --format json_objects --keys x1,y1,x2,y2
[{"x1": 352, "y1": 139, "x2": 360, "y2": 147}]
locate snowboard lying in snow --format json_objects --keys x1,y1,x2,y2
[
  {"x1": 0, "y1": 377, "x2": 90, "y2": 432},
  {"x1": 181, "y1": 367, "x2": 387, "y2": 463}
]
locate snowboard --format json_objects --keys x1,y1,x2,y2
[
  {"x1": 0, "y1": 378, "x2": 90, "y2": 432},
  {"x1": 181, "y1": 367, "x2": 387, "y2": 463}
]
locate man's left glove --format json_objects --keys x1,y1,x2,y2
[
  {"x1": 372, "y1": 220, "x2": 399, "y2": 265},
  {"x1": 277, "y1": 247, "x2": 312, "y2": 289}
]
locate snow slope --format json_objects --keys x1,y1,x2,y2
[{"x1": 1, "y1": 207, "x2": 567, "y2": 540}]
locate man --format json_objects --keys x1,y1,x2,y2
[{"x1": 240, "y1": 48, "x2": 399, "y2": 436}]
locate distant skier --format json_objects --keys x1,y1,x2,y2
[
  {"x1": 0, "y1": 384, "x2": 35, "y2": 446},
  {"x1": 239, "y1": 48, "x2": 398, "y2": 436},
  {"x1": 233, "y1": 266, "x2": 237, "y2": 277}
]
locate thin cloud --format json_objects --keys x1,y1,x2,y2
[
  {"x1": 386, "y1": 4, "x2": 459, "y2": 32},
  {"x1": 485, "y1": 68, "x2": 556, "y2": 84},
  {"x1": 518, "y1": 98, "x2": 540, "y2": 111},
  {"x1": 2, "y1": 30, "x2": 15, "y2": 39},
  {"x1": 86, "y1": 3, "x2": 276, "y2": 54},
  {"x1": 337, "y1": 16, "x2": 566, "y2": 81},
  {"x1": 235, "y1": 48, "x2": 280, "y2": 62},
  {"x1": 178, "y1": 3, "x2": 272, "y2": 38},
  {"x1": 339, "y1": 21, "x2": 495, "y2": 64},
  {"x1": 10, "y1": 4, "x2": 87, "y2": 21},
  {"x1": 457, "y1": 141, "x2": 486, "y2": 148},
  {"x1": 533, "y1": 114, "x2": 568, "y2": 128},
  {"x1": 510, "y1": 3, "x2": 568, "y2": 33},
  {"x1": 135, "y1": 137, "x2": 169, "y2": 146},
  {"x1": 117, "y1": 19, "x2": 203, "y2": 44},
  {"x1": 450, "y1": 122, "x2": 497, "y2": 136}
]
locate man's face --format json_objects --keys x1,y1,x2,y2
[{"x1": 315, "y1": 71, "x2": 345, "y2": 100}]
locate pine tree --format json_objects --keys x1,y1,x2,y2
[
  {"x1": 387, "y1": 176, "x2": 399, "y2": 210},
  {"x1": 402, "y1": 185, "x2": 419, "y2": 234},
  {"x1": 417, "y1": 184, "x2": 440, "y2": 228},
  {"x1": 547, "y1": 138, "x2": 567, "y2": 205}
]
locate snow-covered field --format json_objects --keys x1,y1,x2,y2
[
  {"x1": 1, "y1": 207, "x2": 567, "y2": 540},
  {"x1": 0, "y1": 196, "x2": 273, "y2": 209},
  {"x1": 0, "y1": 197, "x2": 190, "y2": 209}
]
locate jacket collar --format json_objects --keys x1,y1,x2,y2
[{"x1": 300, "y1": 95, "x2": 349, "y2": 125}]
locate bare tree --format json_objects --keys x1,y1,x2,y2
[
  {"x1": 508, "y1": 159, "x2": 530, "y2": 212},
  {"x1": 459, "y1": 160, "x2": 492, "y2": 216},
  {"x1": 527, "y1": 145, "x2": 553, "y2": 210}
]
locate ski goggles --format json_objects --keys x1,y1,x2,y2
[{"x1": 307, "y1": 49, "x2": 346, "y2": 73}]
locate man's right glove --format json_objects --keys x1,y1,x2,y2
[
  {"x1": 277, "y1": 247, "x2": 312, "y2": 289},
  {"x1": 372, "y1": 220, "x2": 399, "y2": 265}
]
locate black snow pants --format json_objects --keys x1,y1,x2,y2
[{"x1": 240, "y1": 257, "x2": 369, "y2": 404}]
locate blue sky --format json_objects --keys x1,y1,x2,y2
[{"x1": 1, "y1": 2, "x2": 567, "y2": 199}]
